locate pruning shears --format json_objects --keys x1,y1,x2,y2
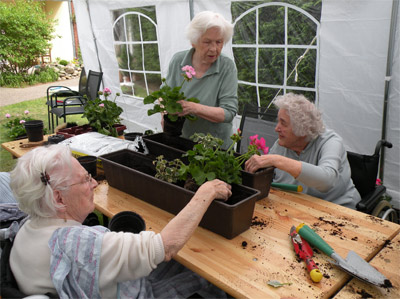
[{"x1": 290, "y1": 226, "x2": 323, "y2": 282}]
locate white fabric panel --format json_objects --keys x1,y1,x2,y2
[
  {"x1": 384, "y1": 10, "x2": 400, "y2": 208},
  {"x1": 319, "y1": 0, "x2": 392, "y2": 152}
]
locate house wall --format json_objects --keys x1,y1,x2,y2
[{"x1": 45, "y1": 1, "x2": 74, "y2": 62}]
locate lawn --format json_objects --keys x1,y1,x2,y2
[{"x1": 0, "y1": 97, "x2": 88, "y2": 172}]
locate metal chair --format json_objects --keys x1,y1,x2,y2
[
  {"x1": 348, "y1": 140, "x2": 398, "y2": 222},
  {"x1": 46, "y1": 67, "x2": 87, "y2": 131},
  {"x1": 236, "y1": 103, "x2": 279, "y2": 153},
  {"x1": 49, "y1": 70, "x2": 103, "y2": 132}
]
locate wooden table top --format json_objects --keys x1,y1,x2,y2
[
  {"x1": 94, "y1": 180, "x2": 400, "y2": 299},
  {"x1": 333, "y1": 232, "x2": 400, "y2": 298}
]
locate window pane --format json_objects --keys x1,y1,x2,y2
[
  {"x1": 141, "y1": 16, "x2": 157, "y2": 41},
  {"x1": 113, "y1": 18, "x2": 126, "y2": 42},
  {"x1": 259, "y1": 6, "x2": 285, "y2": 45},
  {"x1": 146, "y1": 73, "x2": 162, "y2": 94},
  {"x1": 287, "y1": 48, "x2": 316, "y2": 88},
  {"x1": 128, "y1": 45, "x2": 143, "y2": 71},
  {"x1": 258, "y1": 48, "x2": 284, "y2": 85},
  {"x1": 288, "y1": 9, "x2": 317, "y2": 45},
  {"x1": 125, "y1": 14, "x2": 141, "y2": 42},
  {"x1": 143, "y1": 44, "x2": 160, "y2": 71},
  {"x1": 259, "y1": 87, "x2": 283, "y2": 108},
  {"x1": 115, "y1": 45, "x2": 128, "y2": 69},
  {"x1": 233, "y1": 11, "x2": 256, "y2": 44},
  {"x1": 234, "y1": 48, "x2": 256, "y2": 83}
]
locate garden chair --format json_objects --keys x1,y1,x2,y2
[
  {"x1": 46, "y1": 67, "x2": 87, "y2": 131},
  {"x1": 348, "y1": 140, "x2": 397, "y2": 222},
  {"x1": 49, "y1": 70, "x2": 103, "y2": 132},
  {"x1": 236, "y1": 103, "x2": 279, "y2": 154}
]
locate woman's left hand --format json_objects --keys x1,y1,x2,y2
[
  {"x1": 177, "y1": 100, "x2": 197, "y2": 116},
  {"x1": 245, "y1": 155, "x2": 271, "y2": 173}
]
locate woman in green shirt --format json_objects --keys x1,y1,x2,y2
[{"x1": 166, "y1": 11, "x2": 238, "y2": 149}]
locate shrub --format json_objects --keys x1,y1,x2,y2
[
  {"x1": 0, "y1": 67, "x2": 59, "y2": 87},
  {"x1": 59, "y1": 60, "x2": 69, "y2": 66},
  {"x1": 0, "y1": 0, "x2": 56, "y2": 75}
]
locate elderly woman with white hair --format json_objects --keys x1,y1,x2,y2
[
  {"x1": 9, "y1": 144, "x2": 231, "y2": 298},
  {"x1": 245, "y1": 93, "x2": 361, "y2": 209},
  {"x1": 166, "y1": 11, "x2": 238, "y2": 149}
]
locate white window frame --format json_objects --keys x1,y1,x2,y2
[
  {"x1": 112, "y1": 11, "x2": 161, "y2": 99},
  {"x1": 232, "y1": 2, "x2": 320, "y2": 106}
]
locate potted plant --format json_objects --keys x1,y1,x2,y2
[
  {"x1": 83, "y1": 87, "x2": 125, "y2": 137},
  {"x1": 143, "y1": 65, "x2": 200, "y2": 135},
  {"x1": 155, "y1": 131, "x2": 270, "y2": 187},
  {"x1": 3, "y1": 110, "x2": 48, "y2": 140}
]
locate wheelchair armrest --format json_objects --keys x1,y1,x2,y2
[{"x1": 356, "y1": 185, "x2": 386, "y2": 214}]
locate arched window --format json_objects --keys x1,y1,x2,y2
[
  {"x1": 112, "y1": 9, "x2": 162, "y2": 98},
  {"x1": 232, "y1": 2, "x2": 320, "y2": 113}
]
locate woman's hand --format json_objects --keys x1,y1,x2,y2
[
  {"x1": 196, "y1": 179, "x2": 232, "y2": 201},
  {"x1": 245, "y1": 155, "x2": 271, "y2": 173},
  {"x1": 177, "y1": 100, "x2": 225, "y2": 123}
]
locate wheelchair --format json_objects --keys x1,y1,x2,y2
[{"x1": 347, "y1": 140, "x2": 398, "y2": 223}]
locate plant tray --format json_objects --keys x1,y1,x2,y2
[
  {"x1": 57, "y1": 124, "x2": 126, "y2": 139},
  {"x1": 99, "y1": 149, "x2": 260, "y2": 239}
]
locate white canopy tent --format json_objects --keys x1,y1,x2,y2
[{"x1": 73, "y1": 0, "x2": 399, "y2": 208}]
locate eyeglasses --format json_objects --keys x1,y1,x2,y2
[{"x1": 63, "y1": 173, "x2": 93, "y2": 188}]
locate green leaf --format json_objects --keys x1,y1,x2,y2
[{"x1": 267, "y1": 280, "x2": 292, "y2": 288}]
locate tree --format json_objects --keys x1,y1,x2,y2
[{"x1": 0, "y1": 0, "x2": 56, "y2": 74}]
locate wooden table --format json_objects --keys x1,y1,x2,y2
[
  {"x1": 1, "y1": 135, "x2": 50, "y2": 159},
  {"x1": 3, "y1": 137, "x2": 399, "y2": 298},
  {"x1": 94, "y1": 181, "x2": 400, "y2": 299}
]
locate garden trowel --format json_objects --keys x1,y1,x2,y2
[{"x1": 296, "y1": 223, "x2": 392, "y2": 288}]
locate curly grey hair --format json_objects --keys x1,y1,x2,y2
[
  {"x1": 185, "y1": 11, "x2": 234, "y2": 45},
  {"x1": 10, "y1": 144, "x2": 75, "y2": 219},
  {"x1": 274, "y1": 93, "x2": 325, "y2": 140}
]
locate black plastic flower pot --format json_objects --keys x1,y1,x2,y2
[
  {"x1": 99, "y1": 149, "x2": 260, "y2": 239},
  {"x1": 77, "y1": 155, "x2": 97, "y2": 177},
  {"x1": 24, "y1": 120, "x2": 44, "y2": 142},
  {"x1": 163, "y1": 115, "x2": 185, "y2": 136},
  {"x1": 109, "y1": 211, "x2": 146, "y2": 234}
]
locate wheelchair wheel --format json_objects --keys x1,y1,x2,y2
[{"x1": 372, "y1": 200, "x2": 399, "y2": 223}]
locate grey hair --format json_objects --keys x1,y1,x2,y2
[
  {"x1": 10, "y1": 144, "x2": 74, "y2": 219},
  {"x1": 185, "y1": 11, "x2": 234, "y2": 45},
  {"x1": 274, "y1": 93, "x2": 325, "y2": 140}
]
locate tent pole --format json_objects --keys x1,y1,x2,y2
[
  {"x1": 189, "y1": 0, "x2": 194, "y2": 20},
  {"x1": 85, "y1": 0, "x2": 103, "y2": 80},
  {"x1": 380, "y1": 0, "x2": 399, "y2": 180}
]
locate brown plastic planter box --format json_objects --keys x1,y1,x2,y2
[
  {"x1": 99, "y1": 149, "x2": 260, "y2": 239},
  {"x1": 57, "y1": 124, "x2": 126, "y2": 139},
  {"x1": 142, "y1": 133, "x2": 274, "y2": 200}
]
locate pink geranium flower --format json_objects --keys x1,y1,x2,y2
[
  {"x1": 250, "y1": 135, "x2": 269, "y2": 154},
  {"x1": 103, "y1": 87, "x2": 111, "y2": 94},
  {"x1": 5, "y1": 113, "x2": 11, "y2": 118},
  {"x1": 20, "y1": 120, "x2": 25, "y2": 124},
  {"x1": 99, "y1": 103, "x2": 105, "y2": 107},
  {"x1": 24, "y1": 110, "x2": 29, "y2": 115},
  {"x1": 181, "y1": 65, "x2": 196, "y2": 81}
]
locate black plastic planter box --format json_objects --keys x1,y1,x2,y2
[
  {"x1": 99, "y1": 149, "x2": 260, "y2": 239},
  {"x1": 143, "y1": 133, "x2": 274, "y2": 200},
  {"x1": 143, "y1": 133, "x2": 197, "y2": 152}
]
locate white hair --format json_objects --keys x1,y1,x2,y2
[
  {"x1": 10, "y1": 144, "x2": 75, "y2": 219},
  {"x1": 274, "y1": 93, "x2": 325, "y2": 140},
  {"x1": 185, "y1": 11, "x2": 234, "y2": 45}
]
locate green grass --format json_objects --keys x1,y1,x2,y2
[{"x1": 0, "y1": 97, "x2": 88, "y2": 172}]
